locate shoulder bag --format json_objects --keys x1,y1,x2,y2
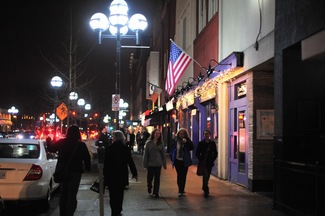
[
  {"x1": 54, "y1": 142, "x2": 79, "y2": 183},
  {"x1": 196, "y1": 143, "x2": 210, "y2": 176}
]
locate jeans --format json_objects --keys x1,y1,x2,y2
[
  {"x1": 147, "y1": 166, "x2": 162, "y2": 195},
  {"x1": 174, "y1": 159, "x2": 188, "y2": 193},
  {"x1": 202, "y1": 166, "x2": 213, "y2": 194}
]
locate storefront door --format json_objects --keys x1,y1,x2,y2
[{"x1": 229, "y1": 80, "x2": 248, "y2": 187}]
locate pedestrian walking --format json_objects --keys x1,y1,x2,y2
[
  {"x1": 47, "y1": 125, "x2": 91, "y2": 216},
  {"x1": 104, "y1": 130, "x2": 138, "y2": 216},
  {"x1": 92, "y1": 125, "x2": 111, "y2": 193},
  {"x1": 170, "y1": 128, "x2": 194, "y2": 197},
  {"x1": 195, "y1": 129, "x2": 218, "y2": 197},
  {"x1": 96, "y1": 125, "x2": 111, "y2": 147},
  {"x1": 126, "y1": 128, "x2": 135, "y2": 152},
  {"x1": 136, "y1": 130, "x2": 142, "y2": 153},
  {"x1": 142, "y1": 128, "x2": 167, "y2": 197}
]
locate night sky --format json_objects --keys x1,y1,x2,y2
[{"x1": 0, "y1": 0, "x2": 156, "y2": 118}]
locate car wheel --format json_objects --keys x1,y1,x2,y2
[{"x1": 40, "y1": 187, "x2": 51, "y2": 211}]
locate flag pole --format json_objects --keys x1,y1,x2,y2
[{"x1": 170, "y1": 39, "x2": 203, "y2": 68}]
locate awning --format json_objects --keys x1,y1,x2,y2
[
  {"x1": 145, "y1": 105, "x2": 167, "y2": 120},
  {"x1": 143, "y1": 105, "x2": 169, "y2": 126},
  {"x1": 0, "y1": 119, "x2": 13, "y2": 125}
]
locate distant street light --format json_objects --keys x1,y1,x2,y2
[
  {"x1": 67, "y1": 91, "x2": 79, "y2": 126},
  {"x1": 84, "y1": 103, "x2": 91, "y2": 118},
  {"x1": 89, "y1": 0, "x2": 148, "y2": 130},
  {"x1": 118, "y1": 98, "x2": 129, "y2": 127},
  {"x1": 85, "y1": 103, "x2": 91, "y2": 111},
  {"x1": 77, "y1": 98, "x2": 85, "y2": 107},
  {"x1": 51, "y1": 76, "x2": 63, "y2": 141},
  {"x1": 8, "y1": 106, "x2": 19, "y2": 115},
  {"x1": 69, "y1": 91, "x2": 78, "y2": 100},
  {"x1": 8, "y1": 106, "x2": 19, "y2": 130}
]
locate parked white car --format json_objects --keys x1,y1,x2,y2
[{"x1": 0, "y1": 139, "x2": 59, "y2": 210}]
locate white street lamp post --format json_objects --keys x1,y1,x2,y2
[
  {"x1": 89, "y1": 0, "x2": 148, "y2": 130},
  {"x1": 51, "y1": 76, "x2": 63, "y2": 141},
  {"x1": 68, "y1": 91, "x2": 79, "y2": 127},
  {"x1": 77, "y1": 98, "x2": 86, "y2": 126}
]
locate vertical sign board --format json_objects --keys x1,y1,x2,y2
[{"x1": 112, "y1": 94, "x2": 120, "y2": 111}]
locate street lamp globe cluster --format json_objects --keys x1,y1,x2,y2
[
  {"x1": 69, "y1": 91, "x2": 78, "y2": 101},
  {"x1": 50, "y1": 76, "x2": 63, "y2": 141},
  {"x1": 50, "y1": 76, "x2": 63, "y2": 89},
  {"x1": 89, "y1": 0, "x2": 148, "y2": 130},
  {"x1": 89, "y1": 0, "x2": 148, "y2": 44}
]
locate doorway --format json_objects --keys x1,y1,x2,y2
[{"x1": 229, "y1": 81, "x2": 248, "y2": 187}]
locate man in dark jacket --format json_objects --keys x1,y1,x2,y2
[
  {"x1": 96, "y1": 125, "x2": 111, "y2": 147},
  {"x1": 195, "y1": 129, "x2": 217, "y2": 197},
  {"x1": 104, "y1": 130, "x2": 138, "y2": 216}
]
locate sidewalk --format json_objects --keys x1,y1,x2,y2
[{"x1": 50, "y1": 152, "x2": 288, "y2": 216}]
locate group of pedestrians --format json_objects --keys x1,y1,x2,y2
[
  {"x1": 143, "y1": 127, "x2": 217, "y2": 199},
  {"x1": 48, "y1": 124, "x2": 217, "y2": 216}
]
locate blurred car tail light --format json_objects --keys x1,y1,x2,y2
[{"x1": 23, "y1": 164, "x2": 43, "y2": 181}]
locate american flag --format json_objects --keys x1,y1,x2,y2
[{"x1": 165, "y1": 41, "x2": 192, "y2": 95}]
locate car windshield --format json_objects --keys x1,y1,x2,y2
[{"x1": 0, "y1": 143, "x2": 40, "y2": 158}]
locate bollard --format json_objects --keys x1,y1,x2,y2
[{"x1": 97, "y1": 146, "x2": 105, "y2": 216}]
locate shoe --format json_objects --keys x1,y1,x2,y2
[
  {"x1": 204, "y1": 188, "x2": 209, "y2": 197},
  {"x1": 178, "y1": 192, "x2": 185, "y2": 197},
  {"x1": 154, "y1": 193, "x2": 159, "y2": 197},
  {"x1": 124, "y1": 185, "x2": 129, "y2": 190},
  {"x1": 147, "y1": 187, "x2": 152, "y2": 194}
]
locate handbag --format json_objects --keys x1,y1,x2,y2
[
  {"x1": 90, "y1": 178, "x2": 105, "y2": 193},
  {"x1": 53, "y1": 142, "x2": 79, "y2": 183},
  {"x1": 196, "y1": 159, "x2": 206, "y2": 176},
  {"x1": 53, "y1": 161, "x2": 65, "y2": 183},
  {"x1": 196, "y1": 143, "x2": 210, "y2": 176},
  {"x1": 90, "y1": 180, "x2": 100, "y2": 193}
]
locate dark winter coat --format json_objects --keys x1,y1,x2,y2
[
  {"x1": 195, "y1": 139, "x2": 218, "y2": 167},
  {"x1": 48, "y1": 138, "x2": 91, "y2": 173},
  {"x1": 103, "y1": 140, "x2": 138, "y2": 188}
]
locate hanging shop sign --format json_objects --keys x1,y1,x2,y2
[
  {"x1": 236, "y1": 81, "x2": 247, "y2": 99},
  {"x1": 199, "y1": 78, "x2": 218, "y2": 103},
  {"x1": 183, "y1": 92, "x2": 195, "y2": 108},
  {"x1": 166, "y1": 100, "x2": 174, "y2": 111}
]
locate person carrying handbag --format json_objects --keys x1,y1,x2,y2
[
  {"x1": 47, "y1": 125, "x2": 91, "y2": 216},
  {"x1": 195, "y1": 129, "x2": 217, "y2": 197}
]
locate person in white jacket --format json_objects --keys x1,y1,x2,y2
[{"x1": 142, "y1": 128, "x2": 166, "y2": 197}]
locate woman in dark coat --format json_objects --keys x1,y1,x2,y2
[
  {"x1": 195, "y1": 129, "x2": 218, "y2": 197},
  {"x1": 170, "y1": 128, "x2": 194, "y2": 197},
  {"x1": 104, "y1": 130, "x2": 138, "y2": 216},
  {"x1": 47, "y1": 125, "x2": 91, "y2": 216}
]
